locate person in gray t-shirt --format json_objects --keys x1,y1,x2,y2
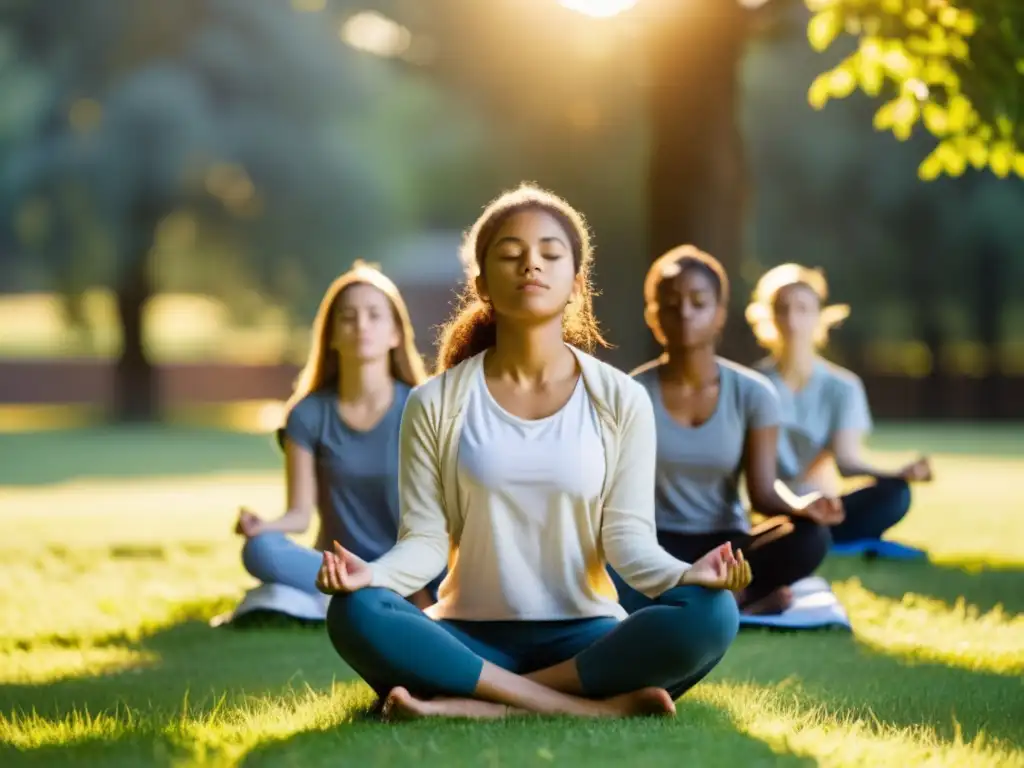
[
  {"x1": 235, "y1": 262, "x2": 439, "y2": 610},
  {"x1": 747, "y1": 264, "x2": 934, "y2": 554},
  {"x1": 613, "y1": 246, "x2": 842, "y2": 616}
]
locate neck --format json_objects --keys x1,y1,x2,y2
[
  {"x1": 775, "y1": 344, "x2": 816, "y2": 382},
  {"x1": 489, "y1": 317, "x2": 569, "y2": 382},
  {"x1": 337, "y1": 356, "x2": 394, "y2": 403},
  {"x1": 663, "y1": 345, "x2": 718, "y2": 387}
]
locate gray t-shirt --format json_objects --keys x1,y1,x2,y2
[
  {"x1": 755, "y1": 358, "x2": 873, "y2": 493},
  {"x1": 282, "y1": 383, "x2": 411, "y2": 561},
  {"x1": 634, "y1": 358, "x2": 780, "y2": 535}
]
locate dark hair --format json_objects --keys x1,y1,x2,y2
[
  {"x1": 644, "y1": 244, "x2": 729, "y2": 307},
  {"x1": 643, "y1": 245, "x2": 729, "y2": 347},
  {"x1": 435, "y1": 183, "x2": 609, "y2": 372}
]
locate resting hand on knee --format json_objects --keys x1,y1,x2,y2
[
  {"x1": 316, "y1": 541, "x2": 372, "y2": 595},
  {"x1": 802, "y1": 496, "x2": 845, "y2": 526},
  {"x1": 235, "y1": 507, "x2": 265, "y2": 538},
  {"x1": 679, "y1": 542, "x2": 752, "y2": 592},
  {"x1": 899, "y1": 456, "x2": 933, "y2": 483}
]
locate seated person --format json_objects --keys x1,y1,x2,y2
[
  {"x1": 236, "y1": 262, "x2": 437, "y2": 610},
  {"x1": 315, "y1": 185, "x2": 750, "y2": 719},
  {"x1": 746, "y1": 263, "x2": 933, "y2": 552},
  {"x1": 618, "y1": 246, "x2": 839, "y2": 616}
]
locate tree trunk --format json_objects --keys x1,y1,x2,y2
[
  {"x1": 646, "y1": 0, "x2": 751, "y2": 360},
  {"x1": 113, "y1": 205, "x2": 161, "y2": 423}
]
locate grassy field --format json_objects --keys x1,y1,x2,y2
[{"x1": 0, "y1": 425, "x2": 1021, "y2": 767}]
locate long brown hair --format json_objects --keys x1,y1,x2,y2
[
  {"x1": 283, "y1": 261, "x2": 428, "y2": 418},
  {"x1": 435, "y1": 183, "x2": 608, "y2": 372}
]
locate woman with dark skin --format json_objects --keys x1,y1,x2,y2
[{"x1": 616, "y1": 246, "x2": 842, "y2": 615}]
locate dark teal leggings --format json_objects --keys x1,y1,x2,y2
[{"x1": 326, "y1": 585, "x2": 739, "y2": 701}]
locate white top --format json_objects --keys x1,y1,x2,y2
[
  {"x1": 428, "y1": 366, "x2": 617, "y2": 620},
  {"x1": 367, "y1": 348, "x2": 690, "y2": 614}
]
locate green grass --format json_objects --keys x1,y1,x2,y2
[{"x1": 0, "y1": 426, "x2": 1021, "y2": 767}]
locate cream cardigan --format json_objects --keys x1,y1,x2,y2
[{"x1": 368, "y1": 346, "x2": 690, "y2": 611}]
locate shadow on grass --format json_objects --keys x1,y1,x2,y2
[
  {"x1": 820, "y1": 557, "x2": 1024, "y2": 615},
  {"x1": 4, "y1": 557, "x2": 1022, "y2": 765},
  {"x1": 0, "y1": 620, "x2": 339, "y2": 720},
  {"x1": 0, "y1": 732, "x2": 179, "y2": 768},
  {"x1": 239, "y1": 698, "x2": 817, "y2": 768},
  {"x1": 1, "y1": 614, "x2": 814, "y2": 768},
  {"x1": 722, "y1": 625, "x2": 1024, "y2": 750},
  {"x1": 0, "y1": 613, "x2": 346, "y2": 767},
  {"x1": 0, "y1": 427, "x2": 279, "y2": 486}
]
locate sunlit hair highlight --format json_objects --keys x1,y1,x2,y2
[
  {"x1": 643, "y1": 244, "x2": 729, "y2": 347},
  {"x1": 283, "y1": 260, "x2": 427, "y2": 421},
  {"x1": 745, "y1": 263, "x2": 850, "y2": 352},
  {"x1": 435, "y1": 183, "x2": 608, "y2": 372}
]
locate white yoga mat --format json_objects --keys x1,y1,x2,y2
[
  {"x1": 211, "y1": 583, "x2": 329, "y2": 627},
  {"x1": 739, "y1": 576, "x2": 852, "y2": 631}
]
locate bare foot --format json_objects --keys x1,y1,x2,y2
[
  {"x1": 598, "y1": 687, "x2": 676, "y2": 718},
  {"x1": 741, "y1": 586, "x2": 793, "y2": 616},
  {"x1": 381, "y1": 687, "x2": 515, "y2": 720},
  {"x1": 381, "y1": 685, "x2": 674, "y2": 720}
]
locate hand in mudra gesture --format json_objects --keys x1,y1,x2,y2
[
  {"x1": 803, "y1": 496, "x2": 845, "y2": 526},
  {"x1": 316, "y1": 541, "x2": 372, "y2": 595},
  {"x1": 680, "y1": 542, "x2": 752, "y2": 592},
  {"x1": 900, "y1": 456, "x2": 933, "y2": 483}
]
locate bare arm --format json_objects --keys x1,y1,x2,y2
[
  {"x1": 744, "y1": 425, "x2": 844, "y2": 524},
  {"x1": 252, "y1": 440, "x2": 316, "y2": 534},
  {"x1": 744, "y1": 426, "x2": 806, "y2": 516},
  {"x1": 832, "y1": 429, "x2": 900, "y2": 480}
]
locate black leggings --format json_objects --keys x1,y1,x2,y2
[
  {"x1": 832, "y1": 478, "x2": 912, "y2": 543},
  {"x1": 657, "y1": 516, "x2": 831, "y2": 607}
]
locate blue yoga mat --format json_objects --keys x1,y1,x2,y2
[
  {"x1": 739, "y1": 576, "x2": 852, "y2": 631},
  {"x1": 830, "y1": 539, "x2": 929, "y2": 561}
]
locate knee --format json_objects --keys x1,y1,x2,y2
[
  {"x1": 696, "y1": 589, "x2": 741, "y2": 652},
  {"x1": 891, "y1": 478, "x2": 912, "y2": 513},
  {"x1": 325, "y1": 588, "x2": 387, "y2": 651},
  {"x1": 792, "y1": 518, "x2": 832, "y2": 567},
  {"x1": 658, "y1": 587, "x2": 740, "y2": 659},
  {"x1": 878, "y1": 478, "x2": 912, "y2": 524},
  {"x1": 241, "y1": 532, "x2": 284, "y2": 579}
]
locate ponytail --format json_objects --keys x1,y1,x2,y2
[{"x1": 436, "y1": 299, "x2": 497, "y2": 372}]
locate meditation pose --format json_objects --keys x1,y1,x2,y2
[
  {"x1": 317, "y1": 185, "x2": 751, "y2": 719},
  {"x1": 747, "y1": 264, "x2": 933, "y2": 556},
  {"x1": 237, "y1": 262, "x2": 436, "y2": 611},
  {"x1": 616, "y1": 246, "x2": 838, "y2": 617}
]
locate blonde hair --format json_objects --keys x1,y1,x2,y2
[
  {"x1": 283, "y1": 260, "x2": 427, "y2": 418},
  {"x1": 435, "y1": 183, "x2": 608, "y2": 373},
  {"x1": 745, "y1": 263, "x2": 850, "y2": 352}
]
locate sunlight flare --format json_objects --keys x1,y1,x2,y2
[{"x1": 559, "y1": 0, "x2": 638, "y2": 18}]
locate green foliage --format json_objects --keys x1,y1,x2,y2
[
  {"x1": 805, "y1": 0, "x2": 1024, "y2": 180},
  {"x1": 0, "y1": 0, "x2": 454, "y2": 317},
  {"x1": 744, "y1": 26, "x2": 1024, "y2": 356}
]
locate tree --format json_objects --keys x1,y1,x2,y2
[
  {"x1": 2, "y1": 0, "x2": 403, "y2": 421},
  {"x1": 806, "y1": 0, "x2": 1024, "y2": 180},
  {"x1": 645, "y1": 0, "x2": 754, "y2": 358}
]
